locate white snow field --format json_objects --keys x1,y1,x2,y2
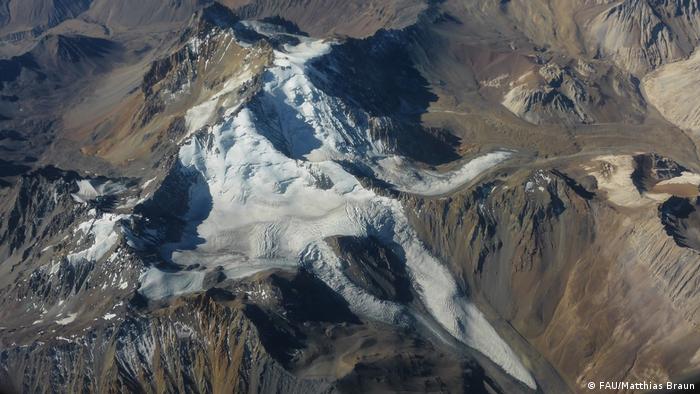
[
  {"x1": 138, "y1": 26, "x2": 533, "y2": 388},
  {"x1": 67, "y1": 214, "x2": 127, "y2": 265}
]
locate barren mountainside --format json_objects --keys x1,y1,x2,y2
[{"x1": 1, "y1": 1, "x2": 700, "y2": 393}]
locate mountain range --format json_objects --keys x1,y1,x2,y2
[{"x1": 2, "y1": 1, "x2": 700, "y2": 393}]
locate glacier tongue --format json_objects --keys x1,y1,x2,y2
[
  {"x1": 374, "y1": 151, "x2": 512, "y2": 196},
  {"x1": 139, "y1": 29, "x2": 534, "y2": 389}
]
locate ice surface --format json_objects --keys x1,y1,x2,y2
[
  {"x1": 73, "y1": 180, "x2": 99, "y2": 202},
  {"x1": 376, "y1": 151, "x2": 513, "y2": 196},
  {"x1": 137, "y1": 29, "x2": 533, "y2": 388},
  {"x1": 139, "y1": 268, "x2": 207, "y2": 300},
  {"x1": 66, "y1": 214, "x2": 126, "y2": 264}
]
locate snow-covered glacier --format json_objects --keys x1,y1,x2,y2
[{"x1": 138, "y1": 25, "x2": 535, "y2": 389}]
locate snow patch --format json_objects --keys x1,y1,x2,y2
[
  {"x1": 66, "y1": 214, "x2": 126, "y2": 264},
  {"x1": 71, "y1": 179, "x2": 126, "y2": 204},
  {"x1": 183, "y1": 65, "x2": 253, "y2": 140},
  {"x1": 56, "y1": 313, "x2": 78, "y2": 325},
  {"x1": 141, "y1": 177, "x2": 157, "y2": 190},
  {"x1": 139, "y1": 269, "x2": 207, "y2": 300}
]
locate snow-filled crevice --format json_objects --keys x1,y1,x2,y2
[{"x1": 137, "y1": 24, "x2": 534, "y2": 389}]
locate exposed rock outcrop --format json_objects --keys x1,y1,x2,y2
[
  {"x1": 502, "y1": 63, "x2": 594, "y2": 125},
  {"x1": 404, "y1": 160, "x2": 700, "y2": 392},
  {"x1": 4, "y1": 1, "x2": 700, "y2": 393}
]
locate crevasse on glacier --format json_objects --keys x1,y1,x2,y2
[{"x1": 138, "y1": 25, "x2": 535, "y2": 389}]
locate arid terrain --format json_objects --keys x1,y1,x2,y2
[{"x1": 1, "y1": 1, "x2": 700, "y2": 393}]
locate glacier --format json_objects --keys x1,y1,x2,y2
[{"x1": 138, "y1": 25, "x2": 535, "y2": 389}]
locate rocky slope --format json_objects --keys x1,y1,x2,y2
[
  {"x1": 643, "y1": 49, "x2": 700, "y2": 135},
  {"x1": 2, "y1": 1, "x2": 700, "y2": 394},
  {"x1": 404, "y1": 154, "x2": 700, "y2": 391}
]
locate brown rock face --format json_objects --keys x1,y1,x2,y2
[
  {"x1": 4, "y1": 1, "x2": 700, "y2": 393},
  {"x1": 405, "y1": 162, "x2": 700, "y2": 393},
  {"x1": 1, "y1": 270, "x2": 509, "y2": 394},
  {"x1": 0, "y1": 292, "x2": 332, "y2": 394}
]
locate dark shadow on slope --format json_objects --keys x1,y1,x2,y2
[
  {"x1": 632, "y1": 153, "x2": 686, "y2": 192},
  {"x1": 371, "y1": 122, "x2": 461, "y2": 166},
  {"x1": 243, "y1": 270, "x2": 360, "y2": 366},
  {"x1": 659, "y1": 196, "x2": 700, "y2": 252},
  {"x1": 0, "y1": 159, "x2": 31, "y2": 177},
  {"x1": 1, "y1": 34, "x2": 121, "y2": 87},
  {"x1": 308, "y1": 29, "x2": 436, "y2": 118},
  {"x1": 230, "y1": 16, "x2": 303, "y2": 47},
  {"x1": 133, "y1": 160, "x2": 212, "y2": 269},
  {"x1": 259, "y1": 16, "x2": 309, "y2": 36},
  {"x1": 307, "y1": 29, "x2": 461, "y2": 165},
  {"x1": 243, "y1": 303, "x2": 306, "y2": 365},
  {"x1": 0, "y1": 129, "x2": 26, "y2": 141},
  {"x1": 0, "y1": 53, "x2": 43, "y2": 88},
  {"x1": 248, "y1": 91, "x2": 323, "y2": 160},
  {"x1": 200, "y1": 2, "x2": 239, "y2": 28},
  {"x1": 91, "y1": 195, "x2": 118, "y2": 212},
  {"x1": 327, "y1": 235, "x2": 413, "y2": 303},
  {"x1": 551, "y1": 170, "x2": 596, "y2": 199},
  {"x1": 270, "y1": 270, "x2": 360, "y2": 324}
]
